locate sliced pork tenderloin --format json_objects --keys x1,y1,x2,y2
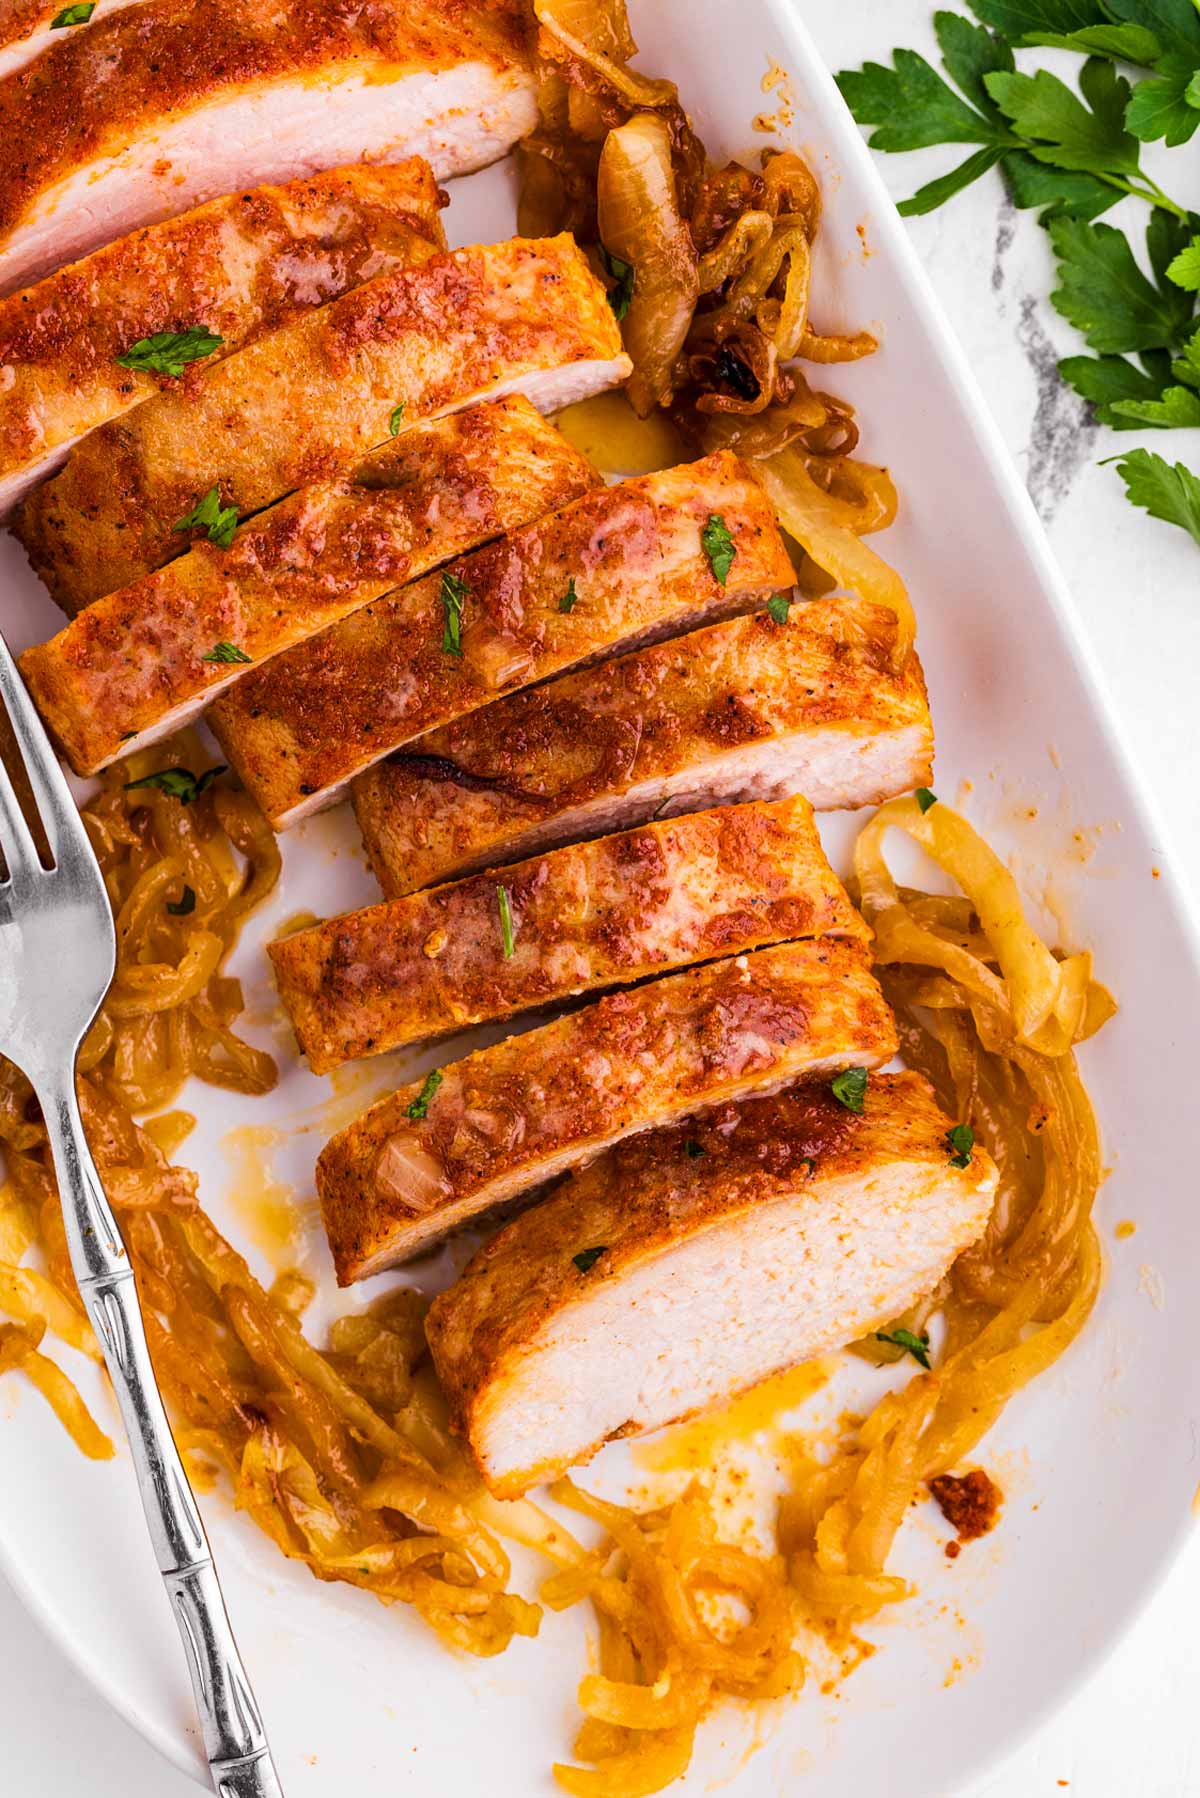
[
  {"x1": 352, "y1": 594, "x2": 933, "y2": 897},
  {"x1": 0, "y1": 0, "x2": 148, "y2": 82},
  {"x1": 269, "y1": 796, "x2": 867, "y2": 1073},
  {"x1": 19, "y1": 399, "x2": 599, "y2": 776},
  {"x1": 0, "y1": 160, "x2": 445, "y2": 522},
  {"x1": 316, "y1": 936, "x2": 898, "y2": 1282},
  {"x1": 426, "y1": 1072, "x2": 998, "y2": 1498},
  {"x1": 17, "y1": 234, "x2": 627, "y2": 611},
  {"x1": 0, "y1": 0, "x2": 535, "y2": 293},
  {"x1": 208, "y1": 452, "x2": 795, "y2": 826}
]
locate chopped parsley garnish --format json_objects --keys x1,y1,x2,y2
[
  {"x1": 767, "y1": 593, "x2": 791, "y2": 625},
  {"x1": 123, "y1": 765, "x2": 226, "y2": 807},
  {"x1": 559, "y1": 577, "x2": 579, "y2": 614},
  {"x1": 831, "y1": 1066, "x2": 869, "y2": 1114},
  {"x1": 173, "y1": 485, "x2": 239, "y2": 549},
  {"x1": 684, "y1": 1139, "x2": 705, "y2": 1158},
  {"x1": 573, "y1": 1246, "x2": 608, "y2": 1274},
  {"x1": 115, "y1": 325, "x2": 223, "y2": 379},
  {"x1": 166, "y1": 885, "x2": 196, "y2": 916},
  {"x1": 701, "y1": 513, "x2": 737, "y2": 585},
  {"x1": 946, "y1": 1123, "x2": 975, "y2": 1169},
  {"x1": 440, "y1": 571, "x2": 468, "y2": 657},
  {"x1": 497, "y1": 883, "x2": 516, "y2": 959},
  {"x1": 50, "y1": 4, "x2": 94, "y2": 25},
  {"x1": 915, "y1": 787, "x2": 938, "y2": 814},
  {"x1": 598, "y1": 245, "x2": 635, "y2": 321},
  {"x1": 406, "y1": 1070, "x2": 443, "y2": 1120},
  {"x1": 201, "y1": 641, "x2": 251, "y2": 665},
  {"x1": 388, "y1": 402, "x2": 406, "y2": 437},
  {"x1": 875, "y1": 1328, "x2": 932, "y2": 1370}
]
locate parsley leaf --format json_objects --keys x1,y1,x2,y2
[
  {"x1": 124, "y1": 765, "x2": 226, "y2": 806},
  {"x1": 1172, "y1": 324, "x2": 1200, "y2": 386},
  {"x1": 685, "y1": 1139, "x2": 705, "y2": 1158},
  {"x1": 831, "y1": 1067, "x2": 869, "y2": 1114},
  {"x1": 115, "y1": 325, "x2": 223, "y2": 379},
  {"x1": 1015, "y1": 24, "x2": 1163, "y2": 62},
  {"x1": 1048, "y1": 215, "x2": 1194, "y2": 352},
  {"x1": 946, "y1": 1123, "x2": 976, "y2": 1168},
  {"x1": 1106, "y1": 0, "x2": 1200, "y2": 57},
  {"x1": 915, "y1": 787, "x2": 939, "y2": 812},
  {"x1": 173, "y1": 485, "x2": 239, "y2": 549},
  {"x1": 1111, "y1": 384, "x2": 1200, "y2": 425},
  {"x1": 166, "y1": 885, "x2": 196, "y2": 916},
  {"x1": 985, "y1": 59, "x2": 1140, "y2": 175},
  {"x1": 966, "y1": 2, "x2": 1108, "y2": 35},
  {"x1": 1127, "y1": 51, "x2": 1200, "y2": 145},
  {"x1": 388, "y1": 401, "x2": 406, "y2": 436},
  {"x1": 440, "y1": 571, "x2": 468, "y2": 657},
  {"x1": 1059, "y1": 350, "x2": 1173, "y2": 424},
  {"x1": 201, "y1": 641, "x2": 251, "y2": 664},
  {"x1": 1166, "y1": 238, "x2": 1200, "y2": 292},
  {"x1": 50, "y1": 3, "x2": 94, "y2": 25},
  {"x1": 837, "y1": 47, "x2": 1006, "y2": 150},
  {"x1": 1111, "y1": 447, "x2": 1200, "y2": 545},
  {"x1": 406, "y1": 1070, "x2": 443, "y2": 1120},
  {"x1": 559, "y1": 577, "x2": 578, "y2": 614},
  {"x1": 701, "y1": 514, "x2": 737, "y2": 585},
  {"x1": 936, "y1": 12, "x2": 1017, "y2": 118},
  {"x1": 1003, "y1": 151, "x2": 1120, "y2": 221},
  {"x1": 573, "y1": 1246, "x2": 607, "y2": 1274},
  {"x1": 497, "y1": 883, "x2": 516, "y2": 959},
  {"x1": 767, "y1": 593, "x2": 791, "y2": 624},
  {"x1": 901, "y1": 145, "x2": 1010, "y2": 216},
  {"x1": 874, "y1": 1327, "x2": 933, "y2": 1369},
  {"x1": 598, "y1": 245, "x2": 635, "y2": 320}
]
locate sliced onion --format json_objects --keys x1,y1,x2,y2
[
  {"x1": 535, "y1": 0, "x2": 675, "y2": 109},
  {"x1": 598, "y1": 114, "x2": 699, "y2": 416},
  {"x1": 752, "y1": 447, "x2": 916, "y2": 667}
]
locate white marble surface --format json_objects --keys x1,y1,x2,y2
[{"x1": 5, "y1": 3, "x2": 1200, "y2": 1792}]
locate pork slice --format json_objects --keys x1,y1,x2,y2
[
  {"x1": 316, "y1": 936, "x2": 898, "y2": 1282},
  {"x1": 426, "y1": 1072, "x2": 998, "y2": 1497},
  {"x1": 0, "y1": 0, "x2": 148, "y2": 82},
  {"x1": 0, "y1": 160, "x2": 446, "y2": 524},
  {"x1": 16, "y1": 234, "x2": 627, "y2": 611},
  {"x1": 208, "y1": 452, "x2": 794, "y2": 828},
  {"x1": 352, "y1": 594, "x2": 935, "y2": 898},
  {"x1": 0, "y1": 0, "x2": 536, "y2": 293},
  {"x1": 19, "y1": 398, "x2": 599, "y2": 776},
  {"x1": 269, "y1": 796, "x2": 868, "y2": 1074}
]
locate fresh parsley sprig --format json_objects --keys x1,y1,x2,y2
[
  {"x1": 837, "y1": 18, "x2": 1191, "y2": 220},
  {"x1": 837, "y1": 6, "x2": 1200, "y2": 548}
]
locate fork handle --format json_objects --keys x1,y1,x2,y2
[{"x1": 37, "y1": 1070, "x2": 285, "y2": 1798}]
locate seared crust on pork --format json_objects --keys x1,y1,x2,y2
[
  {"x1": 17, "y1": 235, "x2": 628, "y2": 610},
  {"x1": 426, "y1": 1072, "x2": 998, "y2": 1496},
  {"x1": 316, "y1": 937, "x2": 898, "y2": 1282},
  {"x1": 352, "y1": 594, "x2": 934, "y2": 897},
  {"x1": 19, "y1": 398, "x2": 598, "y2": 775},
  {"x1": 209, "y1": 452, "x2": 795, "y2": 826},
  {"x1": 0, "y1": 161, "x2": 445, "y2": 524},
  {"x1": 0, "y1": 0, "x2": 536, "y2": 292},
  {"x1": 269, "y1": 796, "x2": 867, "y2": 1073}
]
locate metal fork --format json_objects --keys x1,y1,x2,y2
[{"x1": 0, "y1": 630, "x2": 284, "y2": 1798}]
